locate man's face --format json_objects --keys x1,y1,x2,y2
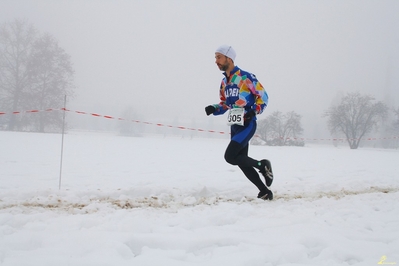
[{"x1": 215, "y1": 52, "x2": 230, "y2": 71}]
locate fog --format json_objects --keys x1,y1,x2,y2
[{"x1": 1, "y1": 0, "x2": 399, "y2": 138}]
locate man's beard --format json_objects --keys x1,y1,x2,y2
[{"x1": 219, "y1": 62, "x2": 229, "y2": 71}]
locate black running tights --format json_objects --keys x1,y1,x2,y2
[{"x1": 224, "y1": 140, "x2": 267, "y2": 192}]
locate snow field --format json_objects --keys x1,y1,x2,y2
[{"x1": 1, "y1": 131, "x2": 398, "y2": 265}]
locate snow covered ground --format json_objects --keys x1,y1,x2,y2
[{"x1": 0, "y1": 130, "x2": 398, "y2": 266}]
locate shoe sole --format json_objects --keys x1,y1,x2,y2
[
  {"x1": 260, "y1": 160, "x2": 274, "y2": 187},
  {"x1": 259, "y1": 193, "x2": 273, "y2": 200},
  {"x1": 258, "y1": 190, "x2": 273, "y2": 201}
]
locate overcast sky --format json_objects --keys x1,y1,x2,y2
[{"x1": 1, "y1": 0, "x2": 398, "y2": 135}]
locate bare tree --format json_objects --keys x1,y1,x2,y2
[
  {"x1": 382, "y1": 107, "x2": 399, "y2": 149},
  {"x1": 392, "y1": 108, "x2": 399, "y2": 145},
  {"x1": 324, "y1": 92, "x2": 388, "y2": 149},
  {"x1": 394, "y1": 107, "x2": 399, "y2": 132},
  {"x1": 0, "y1": 20, "x2": 74, "y2": 132},
  {"x1": 0, "y1": 19, "x2": 36, "y2": 130},
  {"x1": 257, "y1": 110, "x2": 304, "y2": 146},
  {"x1": 27, "y1": 33, "x2": 74, "y2": 132}
]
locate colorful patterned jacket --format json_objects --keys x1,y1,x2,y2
[{"x1": 212, "y1": 66, "x2": 268, "y2": 117}]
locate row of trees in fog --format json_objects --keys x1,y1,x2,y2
[
  {"x1": 256, "y1": 111, "x2": 304, "y2": 147},
  {"x1": 255, "y1": 92, "x2": 398, "y2": 149},
  {"x1": 0, "y1": 19, "x2": 74, "y2": 132},
  {"x1": 1, "y1": 20, "x2": 398, "y2": 149}
]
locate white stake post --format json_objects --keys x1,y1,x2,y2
[{"x1": 59, "y1": 95, "x2": 67, "y2": 190}]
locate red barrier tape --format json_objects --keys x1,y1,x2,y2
[
  {"x1": 1, "y1": 108, "x2": 398, "y2": 141},
  {"x1": 62, "y1": 108, "x2": 228, "y2": 135},
  {"x1": 0, "y1": 108, "x2": 57, "y2": 115}
]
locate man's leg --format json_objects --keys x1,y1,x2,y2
[
  {"x1": 224, "y1": 139, "x2": 268, "y2": 188},
  {"x1": 237, "y1": 144, "x2": 268, "y2": 191},
  {"x1": 224, "y1": 121, "x2": 273, "y2": 200},
  {"x1": 225, "y1": 121, "x2": 258, "y2": 167}
]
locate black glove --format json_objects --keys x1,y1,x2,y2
[
  {"x1": 205, "y1": 105, "x2": 216, "y2": 116},
  {"x1": 244, "y1": 110, "x2": 256, "y2": 125}
]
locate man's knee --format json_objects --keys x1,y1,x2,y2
[{"x1": 224, "y1": 151, "x2": 235, "y2": 165}]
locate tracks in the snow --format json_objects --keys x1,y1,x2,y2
[{"x1": 1, "y1": 186, "x2": 398, "y2": 213}]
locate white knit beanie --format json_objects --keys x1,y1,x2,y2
[{"x1": 215, "y1": 45, "x2": 236, "y2": 61}]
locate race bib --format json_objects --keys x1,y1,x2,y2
[{"x1": 227, "y1": 108, "x2": 244, "y2": 126}]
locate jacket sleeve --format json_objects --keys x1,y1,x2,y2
[
  {"x1": 246, "y1": 74, "x2": 268, "y2": 114},
  {"x1": 212, "y1": 80, "x2": 229, "y2": 116}
]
